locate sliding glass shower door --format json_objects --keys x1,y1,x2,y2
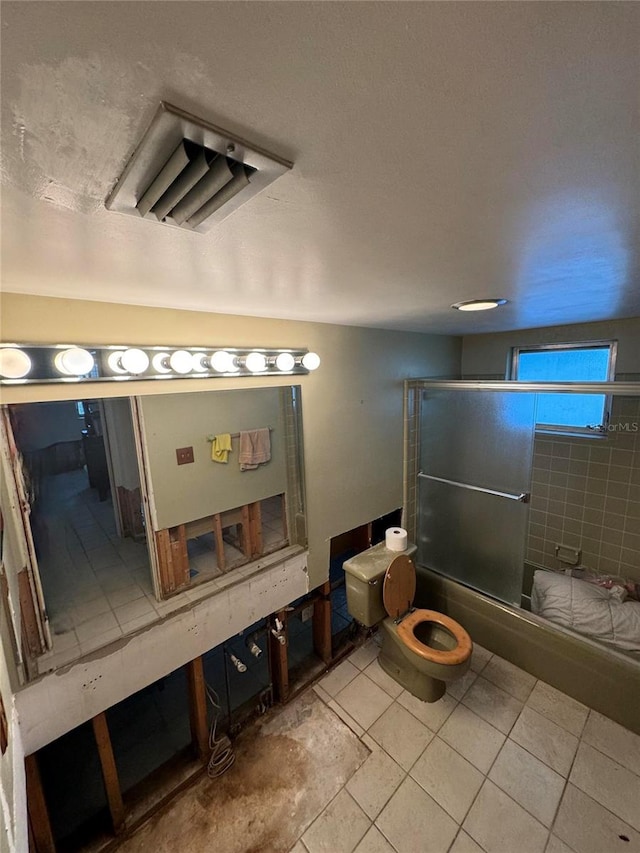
[{"x1": 417, "y1": 390, "x2": 536, "y2": 606}]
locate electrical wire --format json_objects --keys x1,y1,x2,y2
[{"x1": 205, "y1": 681, "x2": 236, "y2": 778}]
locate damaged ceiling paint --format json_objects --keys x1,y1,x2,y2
[{"x1": 1, "y1": 1, "x2": 639, "y2": 334}]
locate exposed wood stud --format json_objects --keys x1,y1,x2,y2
[
  {"x1": 169, "y1": 524, "x2": 190, "y2": 588},
  {"x1": 269, "y1": 610, "x2": 289, "y2": 703},
  {"x1": 249, "y1": 500, "x2": 263, "y2": 558},
  {"x1": 116, "y1": 485, "x2": 144, "y2": 539},
  {"x1": 186, "y1": 657, "x2": 209, "y2": 762},
  {"x1": 91, "y1": 712, "x2": 126, "y2": 835},
  {"x1": 155, "y1": 526, "x2": 190, "y2": 596},
  {"x1": 213, "y1": 513, "x2": 225, "y2": 571},
  {"x1": 280, "y1": 493, "x2": 288, "y2": 542},
  {"x1": 240, "y1": 505, "x2": 251, "y2": 557},
  {"x1": 25, "y1": 753, "x2": 56, "y2": 853},
  {"x1": 313, "y1": 581, "x2": 332, "y2": 664},
  {"x1": 155, "y1": 529, "x2": 174, "y2": 596}
]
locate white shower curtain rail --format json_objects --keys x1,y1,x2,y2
[{"x1": 418, "y1": 472, "x2": 530, "y2": 503}]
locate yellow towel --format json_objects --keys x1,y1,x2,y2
[{"x1": 211, "y1": 433, "x2": 233, "y2": 463}]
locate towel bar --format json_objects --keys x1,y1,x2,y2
[{"x1": 207, "y1": 426, "x2": 274, "y2": 442}]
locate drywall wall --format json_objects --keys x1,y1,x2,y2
[
  {"x1": 1, "y1": 293, "x2": 462, "y2": 590},
  {"x1": 461, "y1": 317, "x2": 640, "y2": 378},
  {"x1": 139, "y1": 388, "x2": 286, "y2": 529},
  {"x1": 14, "y1": 551, "x2": 308, "y2": 754}
]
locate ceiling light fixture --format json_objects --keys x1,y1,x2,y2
[{"x1": 451, "y1": 299, "x2": 508, "y2": 312}]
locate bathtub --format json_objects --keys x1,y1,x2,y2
[{"x1": 415, "y1": 563, "x2": 640, "y2": 735}]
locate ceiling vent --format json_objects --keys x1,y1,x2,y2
[{"x1": 106, "y1": 102, "x2": 292, "y2": 233}]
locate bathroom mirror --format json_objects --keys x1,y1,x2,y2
[{"x1": 3, "y1": 386, "x2": 306, "y2": 668}]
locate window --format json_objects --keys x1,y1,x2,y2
[{"x1": 510, "y1": 341, "x2": 616, "y2": 435}]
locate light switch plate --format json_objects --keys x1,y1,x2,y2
[{"x1": 176, "y1": 446, "x2": 194, "y2": 465}]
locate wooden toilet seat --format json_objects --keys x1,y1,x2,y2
[
  {"x1": 382, "y1": 554, "x2": 472, "y2": 665},
  {"x1": 397, "y1": 610, "x2": 472, "y2": 665}
]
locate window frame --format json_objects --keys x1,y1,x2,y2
[{"x1": 509, "y1": 340, "x2": 618, "y2": 437}]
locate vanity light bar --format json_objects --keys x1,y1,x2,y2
[{"x1": 0, "y1": 344, "x2": 321, "y2": 385}]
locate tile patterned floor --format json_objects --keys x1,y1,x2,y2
[
  {"x1": 293, "y1": 639, "x2": 640, "y2": 853},
  {"x1": 35, "y1": 472, "x2": 288, "y2": 674}
]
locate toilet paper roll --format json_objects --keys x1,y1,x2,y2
[{"x1": 385, "y1": 527, "x2": 408, "y2": 552}]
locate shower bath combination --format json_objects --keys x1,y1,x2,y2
[{"x1": 403, "y1": 377, "x2": 640, "y2": 734}]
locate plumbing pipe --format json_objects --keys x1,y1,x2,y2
[
  {"x1": 271, "y1": 628, "x2": 286, "y2": 646},
  {"x1": 229, "y1": 653, "x2": 247, "y2": 673},
  {"x1": 248, "y1": 641, "x2": 262, "y2": 658}
]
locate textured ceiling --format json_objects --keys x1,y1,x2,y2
[{"x1": 1, "y1": 1, "x2": 639, "y2": 334}]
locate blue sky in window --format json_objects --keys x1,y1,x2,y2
[{"x1": 518, "y1": 348, "x2": 610, "y2": 428}]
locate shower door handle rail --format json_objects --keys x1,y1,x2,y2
[{"x1": 418, "y1": 472, "x2": 530, "y2": 503}]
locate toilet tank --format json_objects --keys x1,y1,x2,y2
[{"x1": 343, "y1": 541, "x2": 417, "y2": 627}]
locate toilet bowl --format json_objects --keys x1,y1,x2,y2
[{"x1": 343, "y1": 543, "x2": 472, "y2": 703}]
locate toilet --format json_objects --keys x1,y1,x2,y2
[{"x1": 343, "y1": 542, "x2": 472, "y2": 702}]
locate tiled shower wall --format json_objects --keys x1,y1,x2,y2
[
  {"x1": 402, "y1": 382, "x2": 421, "y2": 543},
  {"x1": 527, "y1": 396, "x2": 640, "y2": 582}
]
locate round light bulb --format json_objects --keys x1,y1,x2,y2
[
  {"x1": 211, "y1": 351, "x2": 235, "y2": 373},
  {"x1": 245, "y1": 352, "x2": 267, "y2": 373},
  {"x1": 55, "y1": 347, "x2": 94, "y2": 376},
  {"x1": 152, "y1": 352, "x2": 171, "y2": 373},
  {"x1": 119, "y1": 348, "x2": 149, "y2": 374},
  {"x1": 301, "y1": 352, "x2": 321, "y2": 371},
  {"x1": 107, "y1": 351, "x2": 128, "y2": 374},
  {"x1": 169, "y1": 350, "x2": 194, "y2": 374},
  {"x1": 275, "y1": 352, "x2": 295, "y2": 372},
  {"x1": 191, "y1": 352, "x2": 209, "y2": 373},
  {"x1": 0, "y1": 348, "x2": 31, "y2": 379}
]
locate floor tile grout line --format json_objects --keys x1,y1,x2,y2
[
  {"x1": 575, "y1": 720, "x2": 640, "y2": 779},
  {"x1": 328, "y1": 674, "x2": 551, "y2": 853},
  {"x1": 480, "y1": 667, "x2": 537, "y2": 705},
  {"x1": 301, "y1": 782, "x2": 370, "y2": 853},
  {"x1": 486, "y1": 742, "x2": 562, "y2": 833},
  {"x1": 354, "y1": 748, "x2": 408, "y2": 825},
  {"x1": 452, "y1": 677, "x2": 552, "y2": 846},
  {"x1": 556, "y1": 779, "x2": 640, "y2": 845},
  {"x1": 523, "y1": 693, "x2": 590, "y2": 739},
  {"x1": 557, "y1": 719, "x2": 640, "y2": 837}
]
